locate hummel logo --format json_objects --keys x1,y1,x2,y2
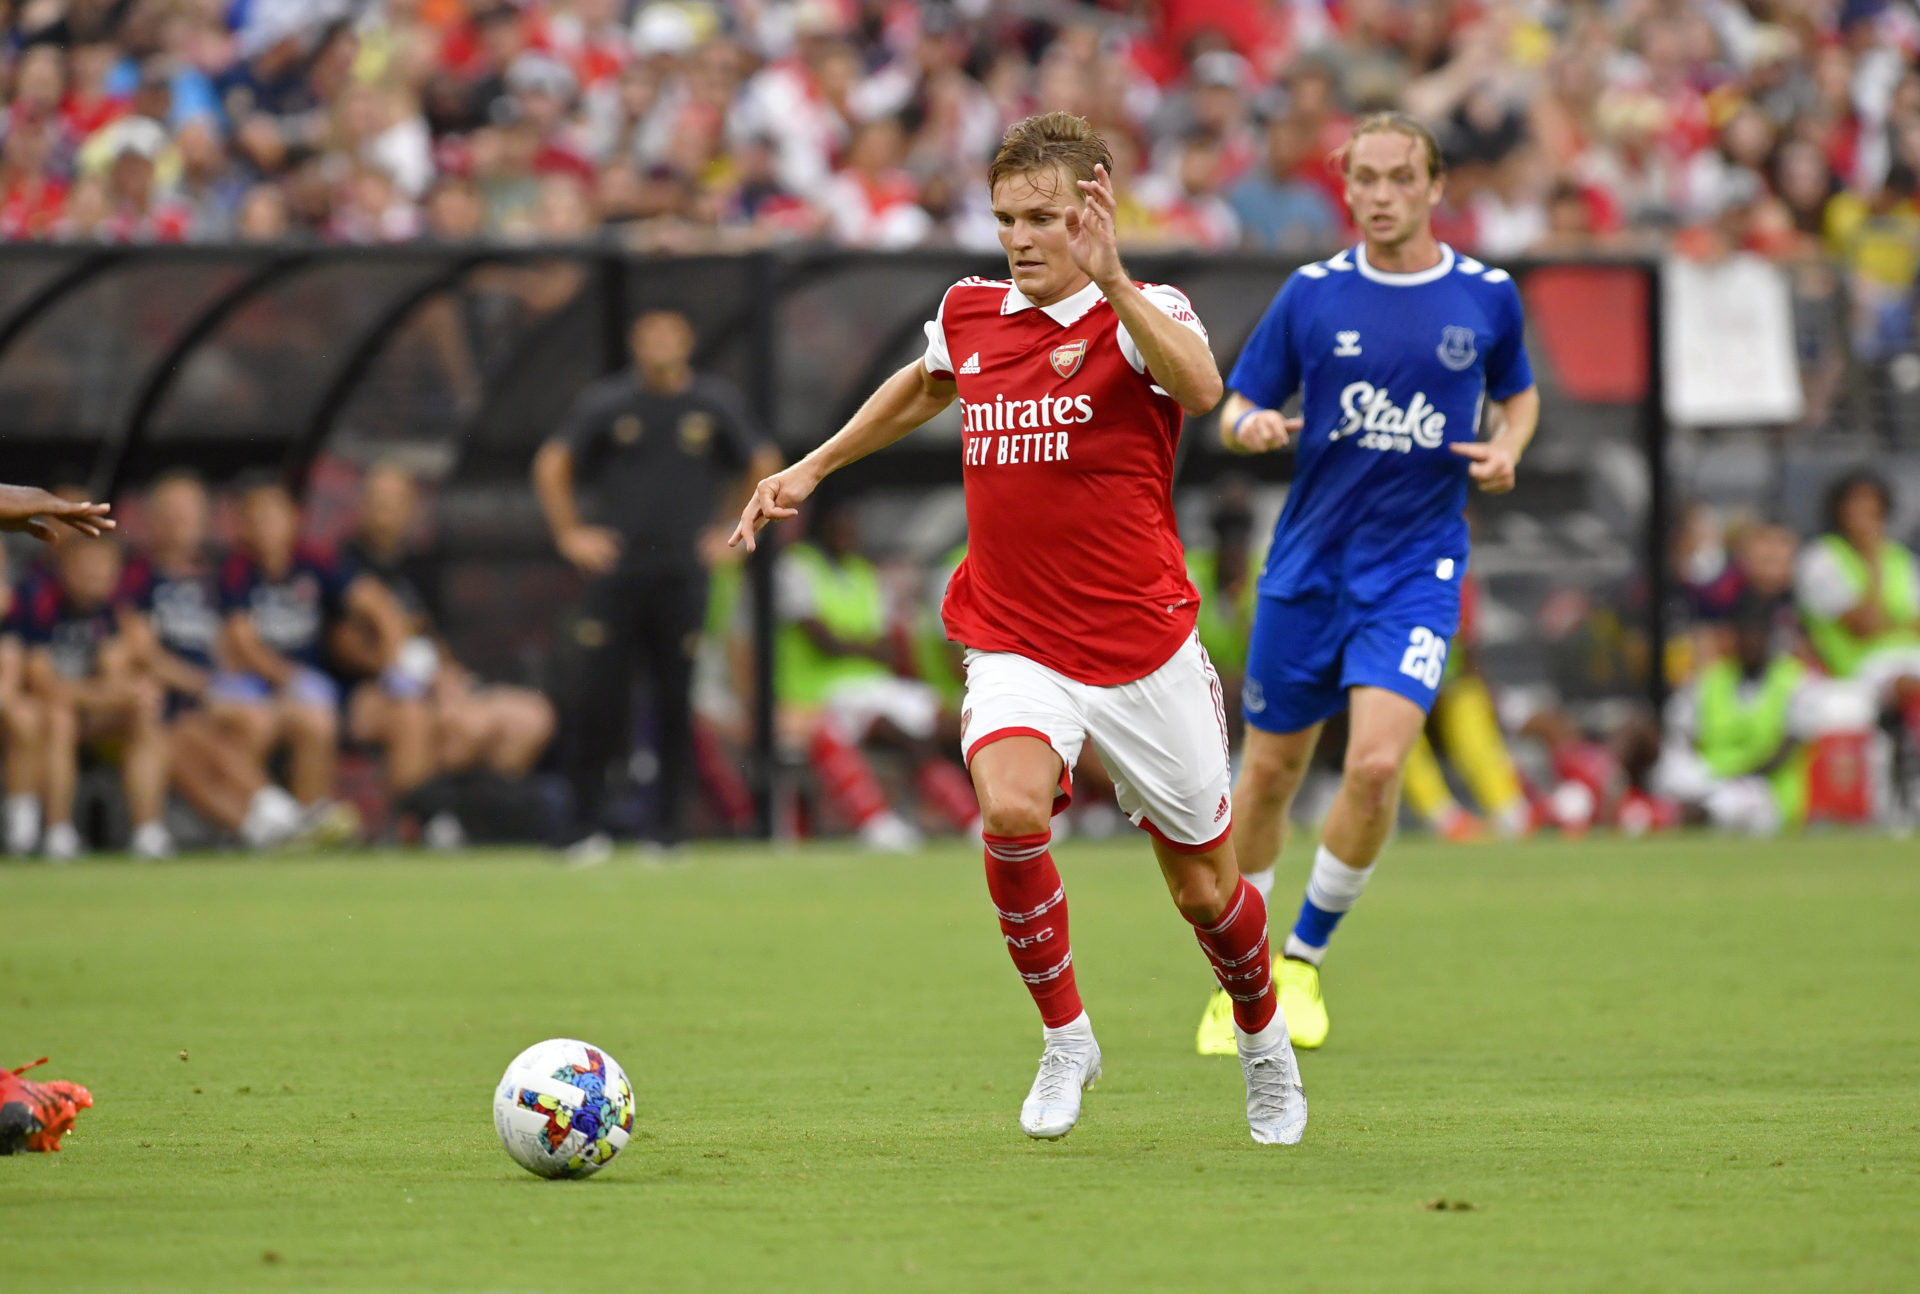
[
  {"x1": 959, "y1": 352, "x2": 981, "y2": 374},
  {"x1": 1334, "y1": 330, "x2": 1362, "y2": 357}
]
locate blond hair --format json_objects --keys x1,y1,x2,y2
[
  {"x1": 1335, "y1": 112, "x2": 1444, "y2": 181},
  {"x1": 988, "y1": 111, "x2": 1114, "y2": 194}
]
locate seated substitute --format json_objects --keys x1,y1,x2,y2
[
  {"x1": 120, "y1": 471, "x2": 313, "y2": 850},
  {"x1": 2, "y1": 543, "x2": 43, "y2": 854},
  {"x1": 1796, "y1": 471, "x2": 1920, "y2": 729},
  {"x1": 15, "y1": 535, "x2": 171, "y2": 860},
  {"x1": 334, "y1": 462, "x2": 555, "y2": 788},
  {"x1": 213, "y1": 475, "x2": 416, "y2": 818},
  {"x1": 776, "y1": 497, "x2": 980, "y2": 850},
  {"x1": 1652, "y1": 593, "x2": 1870, "y2": 833}
]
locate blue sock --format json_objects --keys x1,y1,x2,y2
[
  {"x1": 1286, "y1": 845, "x2": 1377, "y2": 963},
  {"x1": 1291, "y1": 897, "x2": 1344, "y2": 950}
]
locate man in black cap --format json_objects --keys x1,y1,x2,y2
[{"x1": 533, "y1": 309, "x2": 779, "y2": 862}]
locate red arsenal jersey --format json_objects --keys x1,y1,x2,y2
[{"x1": 924, "y1": 277, "x2": 1206, "y2": 686}]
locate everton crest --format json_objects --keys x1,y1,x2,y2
[{"x1": 1436, "y1": 325, "x2": 1477, "y2": 372}]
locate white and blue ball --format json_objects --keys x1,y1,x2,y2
[{"x1": 492, "y1": 1038, "x2": 635, "y2": 1179}]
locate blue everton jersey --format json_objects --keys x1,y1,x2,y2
[{"x1": 1228, "y1": 244, "x2": 1533, "y2": 605}]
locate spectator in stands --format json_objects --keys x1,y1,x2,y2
[
  {"x1": 81, "y1": 115, "x2": 192, "y2": 242},
  {"x1": 16, "y1": 535, "x2": 171, "y2": 860},
  {"x1": 337, "y1": 461, "x2": 555, "y2": 792},
  {"x1": 774, "y1": 496, "x2": 979, "y2": 850},
  {"x1": 533, "y1": 308, "x2": 780, "y2": 863},
  {"x1": 823, "y1": 115, "x2": 931, "y2": 249},
  {"x1": 214, "y1": 475, "x2": 416, "y2": 818},
  {"x1": 1136, "y1": 130, "x2": 1241, "y2": 250},
  {"x1": 1230, "y1": 111, "x2": 1344, "y2": 253}
]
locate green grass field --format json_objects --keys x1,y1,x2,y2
[{"x1": 3, "y1": 835, "x2": 1917, "y2": 1292}]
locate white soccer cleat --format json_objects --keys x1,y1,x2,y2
[
  {"x1": 130, "y1": 821, "x2": 176, "y2": 861},
  {"x1": 858, "y1": 810, "x2": 921, "y2": 853},
  {"x1": 1238, "y1": 1017, "x2": 1308, "y2": 1145},
  {"x1": 562, "y1": 831, "x2": 614, "y2": 869},
  {"x1": 42, "y1": 822, "x2": 83, "y2": 864},
  {"x1": 6, "y1": 794, "x2": 41, "y2": 855},
  {"x1": 1019, "y1": 1023, "x2": 1102, "y2": 1141}
]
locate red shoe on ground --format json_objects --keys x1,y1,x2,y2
[{"x1": 0, "y1": 1058, "x2": 93, "y2": 1153}]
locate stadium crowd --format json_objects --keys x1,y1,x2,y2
[{"x1": 0, "y1": 0, "x2": 1911, "y2": 274}]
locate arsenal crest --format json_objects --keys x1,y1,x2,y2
[{"x1": 1049, "y1": 339, "x2": 1088, "y2": 378}]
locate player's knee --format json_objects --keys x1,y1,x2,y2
[
  {"x1": 1172, "y1": 870, "x2": 1230, "y2": 926},
  {"x1": 290, "y1": 703, "x2": 338, "y2": 745},
  {"x1": 1345, "y1": 747, "x2": 1403, "y2": 808},
  {"x1": 1242, "y1": 743, "x2": 1307, "y2": 804},
  {"x1": 975, "y1": 780, "x2": 1052, "y2": 839},
  {"x1": 5, "y1": 700, "x2": 43, "y2": 742},
  {"x1": 129, "y1": 680, "x2": 165, "y2": 726}
]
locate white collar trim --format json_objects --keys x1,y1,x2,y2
[
  {"x1": 1355, "y1": 243, "x2": 1455, "y2": 286},
  {"x1": 1002, "y1": 278, "x2": 1105, "y2": 325}
]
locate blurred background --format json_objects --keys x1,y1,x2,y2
[{"x1": 1, "y1": 0, "x2": 1917, "y2": 854}]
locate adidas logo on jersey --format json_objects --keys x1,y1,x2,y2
[
  {"x1": 959, "y1": 352, "x2": 981, "y2": 374},
  {"x1": 1332, "y1": 380, "x2": 1447, "y2": 452}
]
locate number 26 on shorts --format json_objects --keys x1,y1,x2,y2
[{"x1": 1398, "y1": 627, "x2": 1448, "y2": 690}]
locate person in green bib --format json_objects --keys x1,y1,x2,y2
[
  {"x1": 1795, "y1": 471, "x2": 1920, "y2": 706},
  {"x1": 777, "y1": 498, "x2": 981, "y2": 848},
  {"x1": 1652, "y1": 593, "x2": 1817, "y2": 834}
]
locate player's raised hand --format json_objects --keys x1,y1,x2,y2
[
  {"x1": 1450, "y1": 440, "x2": 1519, "y2": 494},
  {"x1": 730, "y1": 464, "x2": 818, "y2": 552},
  {"x1": 1066, "y1": 164, "x2": 1124, "y2": 289},
  {"x1": 1231, "y1": 409, "x2": 1303, "y2": 453},
  {"x1": 0, "y1": 484, "x2": 113, "y2": 542}
]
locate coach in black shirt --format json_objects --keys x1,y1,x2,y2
[{"x1": 533, "y1": 309, "x2": 779, "y2": 859}]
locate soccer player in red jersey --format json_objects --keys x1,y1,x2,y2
[{"x1": 734, "y1": 112, "x2": 1306, "y2": 1145}]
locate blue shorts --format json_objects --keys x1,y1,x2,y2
[
  {"x1": 1241, "y1": 566, "x2": 1463, "y2": 735},
  {"x1": 206, "y1": 668, "x2": 341, "y2": 712}
]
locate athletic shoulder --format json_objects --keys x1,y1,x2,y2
[
  {"x1": 938, "y1": 276, "x2": 1010, "y2": 319},
  {"x1": 1447, "y1": 250, "x2": 1517, "y2": 287},
  {"x1": 1447, "y1": 251, "x2": 1523, "y2": 314}
]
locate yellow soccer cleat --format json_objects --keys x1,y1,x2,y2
[
  {"x1": 1278, "y1": 958, "x2": 1330, "y2": 1050},
  {"x1": 1195, "y1": 988, "x2": 1239, "y2": 1056}
]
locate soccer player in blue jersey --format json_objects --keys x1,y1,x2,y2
[{"x1": 1195, "y1": 114, "x2": 1540, "y2": 1055}]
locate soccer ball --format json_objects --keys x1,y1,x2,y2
[{"x1": 492, "y1": 1039, "x2": 636, "y2": 1179}]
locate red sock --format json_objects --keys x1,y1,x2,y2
[
  {"x1": 807, "y1": 724, "x2": 888, "y2": 828},
  {"x1": 1190, "y1": 877, "x2": 1277, "y2": 1034},
  {"x1": 915, "y1": 757, "x2": 979, "y2": 830},
  {"x1": 692, "y1": 722, "x2": 755, "y2": 832},
  {"x1": 983, "y1": 831, "x2": 1082, "y2": 1027}
]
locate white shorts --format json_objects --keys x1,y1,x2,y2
[
  {"x1": 958, "y1": 632, "x2": 1233, "y2": 851},
  {"x1": 822, "y1": 674, "x2": 942, "y2": 743}
]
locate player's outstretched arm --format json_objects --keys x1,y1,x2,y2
[
  {"x1": 1450, "y1": 384, "x2": 1539, "y2": 494},
  {"x1": 1068, "y1": 165, "x2": 1222, "y2": 416},
  {"x1": 1218, "y1": 390, "x2": 1303, "y2": 454},
  {"x1": 0, "y1": 484, "x2": 112, "y2": 542},
  {"x1": 730, "y1": 360, "x2": 956, "y2": 551}
]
